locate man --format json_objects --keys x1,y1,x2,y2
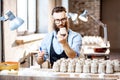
[{"x1": 37, "y1": 6, "x2": 82, "y2": 67}]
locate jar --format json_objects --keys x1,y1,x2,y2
[
  {"x1": 83, "y1": 63, "x2": 90, "y2": 73},
  {"x1": 98, "y1": 63, "x2": 106, "y2": 73},
  {"x1": 113, "y1": 60, "x2": 120, "y2": 72},
  {"x1": 52, "y1": 62, "x2": 60, "y2": 72},
  {"x1": 106, "y1": 62, "x2": 113, "y2": 74},
  {"x1": 91, "y1": 62, "x2": 98, "y2": 73},
  {"x1": 75, "y1": 62, "x2": 83, "y2": 73},
  {"x1": 60, "y1": 60, "x2": 67, "y2": 72},
  {"x1": 67, "y1": 59, "x2": 75, "y2": 72}
]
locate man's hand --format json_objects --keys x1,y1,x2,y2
[
  {"x1": 37, "y1": 51, "x2": 44, "y2": 59},
  {"x1": 37, "y1": 51, "x2": 45, "y2": 64},
  {"x1": 57, "y1": 30, "x2": 76, "y2": 58}
]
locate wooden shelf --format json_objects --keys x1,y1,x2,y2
[{"x1": 15, "y1": 33, "x2": 46, "y2": 45}]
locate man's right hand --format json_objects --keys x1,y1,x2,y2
[
  {"x1": 37, "y1": 51, "x2": 45, "y2": 64},
  {"x1": 37, "y1": 51, "x2": 44, "y2": 59}
]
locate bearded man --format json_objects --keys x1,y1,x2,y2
[{"x1": 37, "y1": 6, "x2": 82, "y2": 67}]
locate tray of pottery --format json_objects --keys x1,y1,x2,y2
[{"x1": 0, "y1": 62, "x2": 19, "y2": 71}]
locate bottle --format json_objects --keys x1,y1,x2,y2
[{"x1": 60, "y1": 27, "x2": 67, "y2": 36}]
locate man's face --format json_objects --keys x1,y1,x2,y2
[{"x1": 53, "y1": 11, "x2": 67, "y2": 31}]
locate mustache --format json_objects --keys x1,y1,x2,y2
[{"x1": 58, "y1": 24, "x2": 64, "y2": 27}]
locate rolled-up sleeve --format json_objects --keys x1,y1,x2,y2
[
  {"x1": 72, "y1": 33, "x2": 82, "y2": 57},
  {"x1": 68, "y1": 30, "x2": 82, "y2": 57},
  {"x1": 40, "y1": 33, "x2": 53, "y2": 61}
]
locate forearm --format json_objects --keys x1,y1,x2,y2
[{"x1": 62, "y1": 43, "x2": 76, "y2": 58}]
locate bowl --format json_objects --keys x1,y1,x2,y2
[{"x1": 94, "y1": 47, "x2": 107, "y2": 53}]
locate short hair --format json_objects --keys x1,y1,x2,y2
[{"x1": 51, "y1": 6, "x2": 66, "y2": 15}]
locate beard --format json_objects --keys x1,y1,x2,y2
[{"x1": 53, "y1": 21, "x2": 69, "y2": 33}]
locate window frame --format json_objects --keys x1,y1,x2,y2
[{"x1": 17, "y1": 0, "x2": 37, "y2": 36}]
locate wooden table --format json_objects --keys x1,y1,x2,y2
[{"x1": 0, "y1": 68, "x2": 120, "y2": 80}]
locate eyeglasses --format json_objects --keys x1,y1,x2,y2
[{"x1": 54, "y1": 17, "x2": 67, "y2": 24}]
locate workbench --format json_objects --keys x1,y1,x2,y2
[{"x1": 0, "y1": 68, "x2": 120, "y2": 80}]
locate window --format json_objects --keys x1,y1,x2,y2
[
  {"x1": 38, "y1": 0, "x2": 49, "y2": 33},
  {"x1": 17, "y1": 0, "x2": 36, "y2": 35},
  {"x1": 17, "y1": 0, "x2": 50, "y2": 36}
]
